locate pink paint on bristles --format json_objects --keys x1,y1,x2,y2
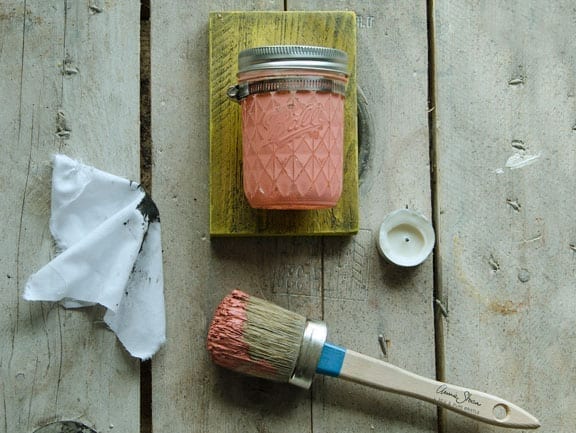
[
  {"x1": 207, "y1": 289, "x2": 307, "y2": 382},
  {"x1": 206, "y1": 290, "x2": 278, "y2": 379}
]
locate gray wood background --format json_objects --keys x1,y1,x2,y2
[
  {"x1": 1, "y1": 1, "x2": 140, "y2": 432},
  {"x1": 1, "y1": 1, "x2": 573, "y2": 432}
]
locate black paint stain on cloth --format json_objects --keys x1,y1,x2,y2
[
  {"x1": 123, "y1": 188, "x2": 161, "y2": 295},
  {"x1": 137, "y1": 190, "x2": 160, "y2": 223},
  {"x1": 128, "y1": 190, "x2": 161, "y2": 275}
]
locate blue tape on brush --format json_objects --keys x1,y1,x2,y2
[{"x1": 316, "y1": 342, "x2": 346, "y2": 377}]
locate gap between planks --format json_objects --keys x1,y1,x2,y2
[
  {"x1": 140, "y1": 1, "x2": 153, "y2": 433},
  {"x1": 426, "y1": 1, "x2": 447, "y2": 433}
]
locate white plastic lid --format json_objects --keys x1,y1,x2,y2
[{"x1": 377, "y1": 209, "x2": 435, "y2": 267}]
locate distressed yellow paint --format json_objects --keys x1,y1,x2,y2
[{"x1": 209, "y1": 11, "x2": 358, "y2": 236}]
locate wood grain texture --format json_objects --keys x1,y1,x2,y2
[
  {"x1": 209, "y1": 11, "x2": 358, "y2": 236},
  {"x1": 0, "y1": 1, "x2": 140, "y2": 432},
  {"x1": 151, "y1": 2, "x2": 326, "y2": 432},
  {"x1": 434, "y1": 1, "x2": 576, "y2": 431},
  {"x1": 289, "y1": 1, "x2": 437, "y2": 432}
]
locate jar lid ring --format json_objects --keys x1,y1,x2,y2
[{"x1": 237, "y1": 45, "x2": 349, "y2": 75}]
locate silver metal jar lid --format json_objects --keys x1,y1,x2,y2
[{"x1": 237, "y1": 45, "x2": 349, "y2": 75}]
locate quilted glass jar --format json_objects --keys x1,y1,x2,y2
[{"x1": 228, "y1": 45, "x2": 349, "y2": 209}]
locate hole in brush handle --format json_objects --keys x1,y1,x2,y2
[{"x1": 493, "y1": 403, "x2": 509, "y2": 421}]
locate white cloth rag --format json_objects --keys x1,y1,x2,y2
[{"x1": 24, "y1": 154, "x2": 166, "y2": 360}]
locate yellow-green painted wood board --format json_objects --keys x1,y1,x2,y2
[{"x1": 209, "y1": 11, "x2": 358, "y2": 236}]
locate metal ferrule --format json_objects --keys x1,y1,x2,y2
[
  {"x1": 289, "y1": 320, "x2": 327, "y2": 389},
  {"x1": 227, "y1": 77, "x2": 347, "y2": 102}
]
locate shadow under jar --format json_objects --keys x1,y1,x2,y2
[{"x1": 228, "y1": 45, "x2": 349, "y2": 210}]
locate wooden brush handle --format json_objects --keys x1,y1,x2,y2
[{"x1": 339, "y1": 350, "x2": 540, "y2": 429}]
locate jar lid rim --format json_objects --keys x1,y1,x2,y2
[{"x1": 237, "y1": 45, "x2": 349, "y2": 75}]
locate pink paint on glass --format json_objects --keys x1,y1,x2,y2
[{"x1": 228, "y1": 46, "x2": 349, "y2": 209}]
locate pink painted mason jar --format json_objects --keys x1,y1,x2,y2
[{"x1": 228, "y1": 45, "x2": 349, "y2": 209}]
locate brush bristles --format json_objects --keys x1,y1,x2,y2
[{"x1": 207, "y1": 290, "x2": 306, "y2": 382}]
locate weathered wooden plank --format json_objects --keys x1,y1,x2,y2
[
  {"x1": 150, "y1": 2, "x2": 328, "y2": 432},
  {"x1": 288, "y1": 1, "x2": 437, "y2": 431},
  {"x1": 209, "y1": 11, "x2": 358, "y2": 236},
  {"x1": 0, "y1": 1, "x2": 141, "y2": 432},
  {"x1": 434, "y1": 1, "x2": 576, "y2": 431}
]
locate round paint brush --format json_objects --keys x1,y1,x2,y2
[{"x1": 207, "y1": 290, "x2": 540, "y2": 429}]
